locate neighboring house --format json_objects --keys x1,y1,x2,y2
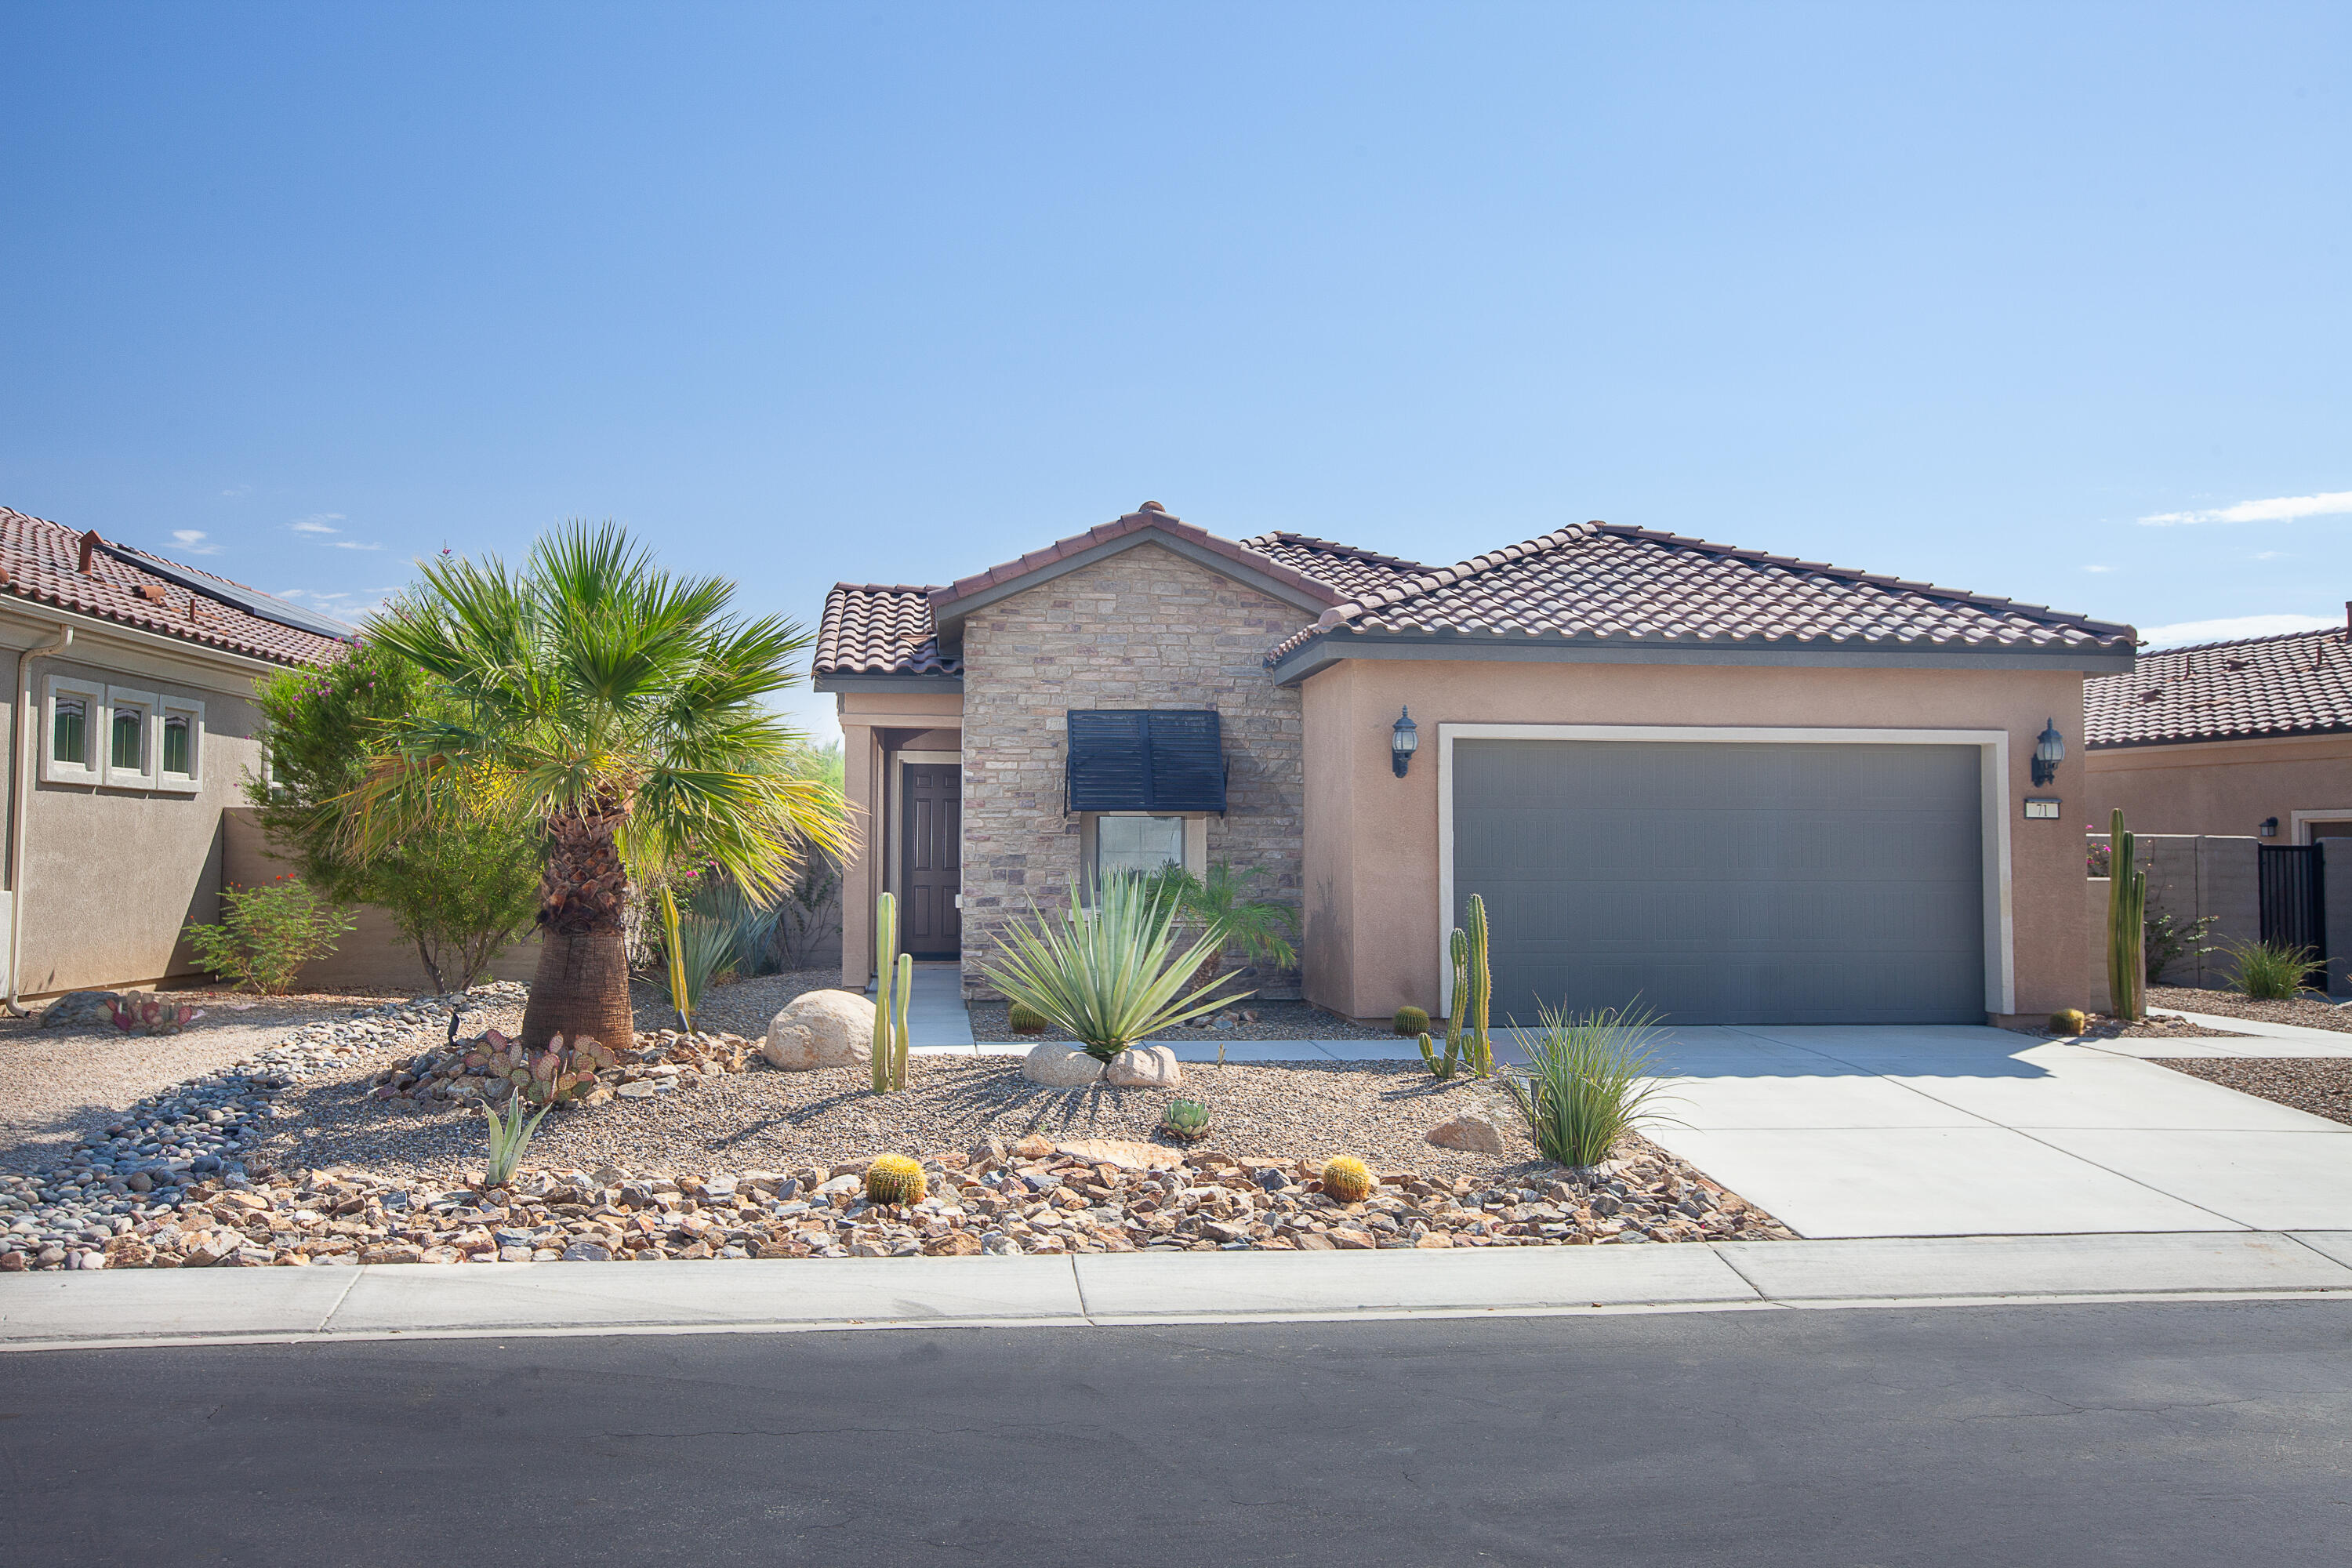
[
  {"x1": 815, "y1": 503, "x2": 2136, "y2": 1027},
  {"x1": 2, "y1": 505, "x2": 349, "y2": 1005},
  {"x1": 2086, "y1": 621, "x2": 2352, "y2": 844}
]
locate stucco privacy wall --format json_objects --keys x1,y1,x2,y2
[
  {"x1": 2086, "y1": 733, "x2": 2352, "y2": 841},
  {"x1": 2082, "y1": 834, "x2": 2259, "y2": 996},
  {"x1": 957, "y1": 542, "x2": 1310, "y2": 1000},
  {"x1": 1301, "y1": 659, "x2": 2093, "y2": 1022},
  {"x1": 2, "y1": 634, "x2": 267, "y2": 998}
]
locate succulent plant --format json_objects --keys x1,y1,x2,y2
[
  {"x1": 1007, "y1": 1001, "x2": 1050, "y2": 1036},
  {"x1": 102, "y1": 995, "x2": 205, "y2": 1036},
  {"x1": 864, "y1": 1152, "x2": 927, "y2": 1206},
  {"x1": 2106, "y1": 809, "x2": 2147, "y2": 1023},
  {"x1": 463, "y1": 1030, "x2": 619, "y2": 1109},
  {"x1": 1392, "y1": 1005, "x2": 1430, "y2": 1037},
  {"x1": 1321, "y1": 1156, "x2": 1374, "y2": 1203},
  {"x1": 2049, "y1": 1007, "x2": 2089, "y2": 1035},
  {"x1": 1160, "y1": 1097, "x2": 1212, "y2": 1142}
]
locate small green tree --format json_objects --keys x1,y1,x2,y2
[
  {"x1": 184, "y1": 877, "x2": 358, "y2": 993},
  {"x1": 249, "y1": 637, "x2": 540, "y2": 993}
]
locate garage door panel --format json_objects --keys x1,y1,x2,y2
[{"x1": 1454, "y1": 739, "x2": 1985, "y2": 1026}]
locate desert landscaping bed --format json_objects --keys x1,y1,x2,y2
[
  {"x1": 970, "y1": 997, "x2": 1396, "y2": 1044},
  {"x1": 2151, "y1": 1058, "x2": 2352, "y2": 1128},
  {"x1": 0, "y1": 978, "x2": 1793, "y2": 1272},
  {"x1": 2148, "y1": 985, "x2": 2352, "y2": 1035}
]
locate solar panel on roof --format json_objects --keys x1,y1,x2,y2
[{"x1": 102, "y1": 543, "x2": 358, "y2": 641}]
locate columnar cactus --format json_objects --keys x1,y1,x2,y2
[
  {"x1": 865, "y1": 1152, "x2": 926, "y2": 1206},
  {"x1": 1321, "y1": 1156, "x2": 1374, "y2": 1204},
  {"x1": 1434, "y1": 927, "x2": 1469, "y2": 1080},
  {"x1": 2106, "y1": 809, "x2": 2147, "y2": 1023},
  {"x1": 1463, "y1": 893, "x2": 1494, "y2": 1078},
  {"x1": 872, "y1": 893, "x2": 912, "y2": 1093}
]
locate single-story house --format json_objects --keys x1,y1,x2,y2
[
  {"x1": 2, "y1": 505, "x2": 350, "y2": 1004},
  {"x1": 815, "y1": 503, "x2": 2136, "y2": 1027},
  {"x1": 2086, "y1": 619, "x2": 2352, "y2": 844}
]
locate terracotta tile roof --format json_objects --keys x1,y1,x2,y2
[
  {"x1": 815, "y1": 583, "x2": 960, "y2": 677},
  {"x1": 1, "y1": 505, "x2": 349, "y2": 667},
  {"x1": 1267, "y1": 523, "x2": 2137, "y2": 664},
  {"x1": 927, "y1": 505, "x2": 1343, "y2": 615},
  {"x1": 2086, "y1": 625, "x2": 2352, "y2": 748},
  {"x1": 1239, "y1": 532, "x2": 1436, "y2": 599}
]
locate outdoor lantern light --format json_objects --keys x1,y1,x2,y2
[
  {"x1": 2261, "y1": 817, "x2": 2280, "y2": 839},
  {"x1": 1391, "y1": 706, "x2": 1419, "y2": 778},
  {"x1": 2031, "y1": 717, "x2": 2065, "y2": 787}
]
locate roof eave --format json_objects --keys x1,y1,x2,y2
[
  {"x1": 811, "y1": 670, "x2": 966, "y2": 694},
  {"x1": 1268, "y1": 628, "x2": 2139, "y2": 686}
]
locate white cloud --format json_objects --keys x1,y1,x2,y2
[
  {"x1": 289, "y1": 514, "x2": 344, "y2": 535},
  {"x1": 2083, "y1": 564, "x2": 2115, "y2": 573},
  {"x1": 2139, "y1": 489, "x2": 2352, "y2": 526},
  {"x1": 2255, "y1": 550, "x2": 2287, "y2": 561},
  {"x1": 325, "y1": 539, "x2": 383, "y2": 550},
  {"x1": 169, "y1": 528, "x2": 223, "y2": 556},
  {"x1": 2138, "y1": 612, "x2": 2343, "y2": 648}
]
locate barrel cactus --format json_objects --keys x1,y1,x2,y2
[
  {"x1": 864, "y1": 1153, "x2": 927, "y2": 1206},
  {"x1": 1392, "y1": 1005, "x2": 1429, "y2": 1036},
  {"x1": 1160, "y1": 1097, "x2": 1213, "y2": 1142},
  {"x1": 2049, "y1": 1007, "x2": 2089, "y2": 1036},
  {"x1": 1008, "y1": 1002, "x2": 1051, "y2": 1036},
  {"x1": 1321, "y1": 1156, "x2": 1374, "y2": 1203}
]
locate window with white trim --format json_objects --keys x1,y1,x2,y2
[
  {"x1": 103, "y1": 686, "x2": 160, "y2": 789},
  {"x1": 1080, "y1": 811, "x2": 1209, "y2": 900},
  {"x1": 42, "y1": 675, "x2": 103, "y2": 786},
  {"x1": 158, "y1": 696, "x2": 205, "y2": 791}
]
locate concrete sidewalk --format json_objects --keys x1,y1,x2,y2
[{"x1": 8, "y1": 1230, "x2": 2352, "y2": 1351}]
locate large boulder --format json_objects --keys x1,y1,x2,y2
[
  {"x1": 1105, "y1": 1044, "x2": 1182, "y2": 1088},
  {"x1": 1425, "y1": 1112, "x2": 1508, "y2": 1155},
  {"x1": 762, "y1": 989, "x2": 874, "y2": 1071},
  {"x1": 1022, "y1": 1044, "x2": 1104, "y2": 1087},
  {"x1": 39, "y1": 990, "x2": 120, "y2": 1029}
]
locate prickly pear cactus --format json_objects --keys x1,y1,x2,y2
[
  {"x1": 102, "y1": 995, "x2": 205, "y2": 1036},
  {"x1": 464, "y1": 1030, "x2": 619, "y2": 1108}
]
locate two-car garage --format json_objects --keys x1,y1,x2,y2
[{"x1": 1448, "y1": 735, "x2": 1993, "y2": 1027}]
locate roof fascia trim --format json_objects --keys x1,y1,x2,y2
[
  {"x1": 1271, "y1": 630, "x2": 2137, "y2": 686},
  {"x1": 930, "y1": 532, "x2": 1335, "y2": 638},
  {"x1": 811, "y1": 673, "x2": 966, "y2": 694},
  {"x1": 2085, "y1": 724, "x2": 2352, "y2": 753}
]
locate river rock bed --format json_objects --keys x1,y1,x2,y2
[{"x1": 82, "y1": 1131, "x2": 1791, "y2": 1269}]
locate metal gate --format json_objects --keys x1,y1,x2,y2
[{"x1": 2259, "y1": 844, "x2": 2327, "y2": 956}]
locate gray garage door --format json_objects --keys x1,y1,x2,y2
[{"x1": 1453, "y1": 739, "x2": 1985, "y2": 1027}]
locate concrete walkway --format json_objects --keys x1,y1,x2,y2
[{"x1": 7, "y1": 1230, "x2": 2352, "y2": 1350}]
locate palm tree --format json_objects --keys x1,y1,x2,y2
[
  {"x1": 350, "y1": 524, "x2": 852, "y2": 1049},
  {"x1": 1149, "y1": 862, "x2": 1299, "y2": 991}
]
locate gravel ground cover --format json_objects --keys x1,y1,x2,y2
[
  {"x1": 2148, "y1": 985, "x2": 2352, "y2": 1034},
  {"x1": 971, "y1": 997, "x2": 1396, "y2": 1043},
  {"x1": 2151, "y1": 1057, "x2": 2352, "y2": 1127}
]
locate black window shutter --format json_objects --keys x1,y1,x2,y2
[{"x1": 1065, "y1": 710, "x2": 1225, "y2": 814}]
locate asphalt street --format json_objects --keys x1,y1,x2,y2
[{"x1": 6, "y1": 1301, "x2": 2351, "y2": 1566}]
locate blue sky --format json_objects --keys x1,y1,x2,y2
[{"x1": 4, "y1": 3, "x2": 2347, "y2": 742}]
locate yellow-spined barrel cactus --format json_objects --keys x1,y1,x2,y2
[
  {"x1": 864, "y1": 1153, "x2": 927, "y2": 1206},
  {"x1": 1321, "y1": 1156, "x2": 1374, "y2": 1203},
  {"x1": 1008, "y1": 1002, "x2": 1051, "y2": 1036},
  {"x1": 2049, "y1": 1007, "x2": 2089, "y2": 1035},
  {"x1": 464, "y1": 1029, "x2": 619, "y2": 1108},
  {"x1": 1392, "y1": 1005, "x2": 1430, "y2": 1037}
]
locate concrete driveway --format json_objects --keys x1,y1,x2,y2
[{"x1": 1639, "y1": 1024, "x2": 2352, "y2": 1238}]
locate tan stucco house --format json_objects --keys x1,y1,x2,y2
[
  {"x1": 2086, "y1": 620, "x2": 2352, "y2": 845},
  {"x1": 2, "y1": 505, "x2": 347, "y2": 1006},
  {"x1": 816, "y1": 503, "x2": 2136, "y2": 1028}
]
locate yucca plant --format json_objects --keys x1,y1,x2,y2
[
  {"x1": 1501, "y1": 1001, "x2": 1679, "y2": 1168},
  {"x1": 981, "y1": 874, "x2": 1243, "y2": 1062},
  {"x1": 2228, "y1": 938, "x2": 2323, "y2": 1000},
  {"x1": 655, "y1": 902, "x2": 738, "y2": 1031}
]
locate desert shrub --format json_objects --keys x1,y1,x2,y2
[
  {"x1": 183, "y1": 877, "x2": 357, "y2": 993},
  {"x1": 980, "y1": 873, "x2": 1240, "y2": 1061},
  {"x1": 2229, "y1": 940, "x2": 2323, "y2": 1000},
  {"x1": 2144, "y1": 909, "x2": 2219, "y2": 985},
  {"x1": 1501, "y1": 1001, "x2": 1678, "y2": 1168}
]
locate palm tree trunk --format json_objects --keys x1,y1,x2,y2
[{"x1": 518, "y1": 799, "x2": 637, "y2": 1050}]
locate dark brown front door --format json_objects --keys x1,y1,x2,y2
[{"x1": 900, "y1": 764, "x2": 960, "y2": 957}]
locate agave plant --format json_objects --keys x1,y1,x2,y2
[
  {"x1": 1160, "y1": 1097, "x2": 1213, "y2": 1142},
  {"x1": 981, "y1": 874, "x2": 1243, "y2": 1062},
  {"x1": 1501, "y1": 1001, "x2": 1680, "y2": 1169}
]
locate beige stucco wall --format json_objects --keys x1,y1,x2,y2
[
  {"x1": 2, "y1": 614, "x2": 274, "y2": 998},
  {"x1": 2085, "y1": 734, "x2": 2352, "y2": 842},
  {"x1": 1300, "y1": 658, "x2": 2095, "y2": 1023},
  {"x1": 954, "y1": 543, "x2": 1311, "y2": 1000},
  {"x1": 833, "y1": 687, "x2": 960, "y2": 990}
]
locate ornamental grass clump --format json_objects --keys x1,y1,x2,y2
[
  {"x1": 2229, "y1": 939, "x2": 2324, "y2": 1000},
  {"x1": 1502, "y1": 1002, "x2": 1679, "y2": 1169},
  {"x1": 980, "y1": 873, "x2": 1242, "y2": 1062}
]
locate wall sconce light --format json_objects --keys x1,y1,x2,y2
[
  {"x1": 1391, "y1": 707, "x2": 1419, "y2": 778},
  {"x1": 2031, "y1": 718, "x2": 2065, "y2": 788},
  {"x1": 2260, "y1": 817, "x2": 2279, "y2": 839}
]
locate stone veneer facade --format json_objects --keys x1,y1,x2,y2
[{"x1": 956, "y1": 542, "x2": 1312, "y2": 1000}]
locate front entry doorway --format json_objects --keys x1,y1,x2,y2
[{"x1": 899, "y1": 761, "x2": 961, "y2": 959}]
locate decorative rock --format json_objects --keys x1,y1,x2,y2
[
  {"x1": 1425, "y1": 1112, "x2": 1508, "y2": 1156},
  {"x1": 1104, "y1": 1045, "x2": 1182, "y2": 1088},
  {"x1": 38, "y1": 990, "x2": 121, "y2": 1029},
  {"x1": 762, "y1": 989, "x2": 875, "y2": 1070},
  {"x1": 1051, "y1": 1138, "x2": 1185, "y2": 1172},
  {"x1": 1021, "y1": 1044, "x2": 1103, "y2": 1087},
  {"x1": 615, "y1": 1080, "x2": 657, "y2": 1099},
  {"x1": 1010, "y1": 1134, "x2": 1055, "y2": 1159}
]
